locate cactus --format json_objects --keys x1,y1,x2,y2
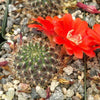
[
  {"x1": 14, "y1": 38, "x2": 60, "y2": 87},
  {"x1": 31, "y1": 0, "x2": 64, "y2": 18}
]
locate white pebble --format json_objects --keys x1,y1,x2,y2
[
  {"x1": 63, "y1": 66, "x2": 73, "y2": 75},
  {"x1": 66, "y1": 89, "x2": 74, "y2": 97},
  {"x1": 50, "y1": 80, "x2": 59, "y2": 92},
  {"x1": 36, "y1": 86, "x2": 46, "y2": 98}
]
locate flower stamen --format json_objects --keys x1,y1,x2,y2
[{"x1": 66, "y1": 29, "x2": 82, "y2": 45}]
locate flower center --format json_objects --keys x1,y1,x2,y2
[{"x1": 66, "y1": 29, "x2": 82, "y2": 45}]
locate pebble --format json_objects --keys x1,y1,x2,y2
[
  {"x1": 16, "y1": 92, "x2": 31, "y2": 100},
  {"x1": 22, "y1": 36, "x2": 28, "y2": 43},
  {"x1": 72, "y1": 96, "x2": 80, "y2": 100},
  {"x1": 17, "y1": 83, "x2": 31, "y2": 92},
  {"x1": 87, "y1": 87, "x2": 93, "y2": 94},
  {"x1": 62, "y1": 87, "x2": 67, "y2": 95},
  {"x1": 14, "y1": 28, "x2": 21, "y2": 35},
  {"x1": 6, "y1": 17, "x2": 14, "y2": 32},
  {"x1": 18, "y1": 94, "x2": 27, "y2": 100},
  {"x1": 63, "y1": 66, "x2": 73, "y2": 75},
  {"x1": 3, "y1": 82, "x2": 13, "y2": 91},
  {"x1": 77, "y1": 85, "x2": 84, "y2": 94},
  {"x1": 50, "y1": 80, "x2": 59, "y2": 92},
  {"x1": 3, "y1": 70, "x2": 10, "y2": 75},
  {"x1": 94, "y1": 94, "x2": 100, "y2": 100},
  {"x1": 5, "y1": 88, "x2": 15, "y2": 100},
  {"x1": 8, "y1": 4, "x2": 17, "y2": 12},
  {"x1": 2, "y1": 54, "x2": 12, "y2": 58},
  {"x1": 13, "y1": 80, "x2": 20, "y2": 85},
  {"x1": 72, "y1": 10, "x2": 82, "y2": 19},
  {"x1": 49, "y1": 87, "x2": 64, "y2": 100},
  {"x1": 36, "y1": 86, "x2": 47, "y2": 98},
  {"x1": 87, "y1": 95, "x2": 94, "y2": 100},
  {"x1": 0, "y1": 91, "x2": 3, "y2": 96},
  {"x1": 20, "y1": 17, "x2": 28, "y2": 25},
  {"x1": 66, "y1": 89, "x2": 74, "y2": 97},
  {"x1": 31, "y1": 88, "x2": 40, "y2": 99},
  {"x1": 0, "y1": 78, "x2": 7, "y2": 84},
  {"x1": 1, "y1": 43, "x2": 11, "y2": 53}
]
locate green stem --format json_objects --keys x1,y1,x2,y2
[
  {"x1": 83, "y1": 0, "x2": 87, "y2": 100},
  {"x1": 83, "y1": 54, "x2": 87, "y2": 100}
]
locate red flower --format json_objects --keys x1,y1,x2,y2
[
  {"x1": 77, "y1": 2, "x2": 100, "y2": 14},
  {"x1": 87, "y1": 24, "x2": 100, "y2": 50},
  {"x1": 54, "y1": 14, "x2": 95, "y2": 58},
  {"x1": 28, "y1": 16, "x2": 60, "y2": 46}
]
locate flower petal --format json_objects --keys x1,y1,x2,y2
[
  {"x1": 54, "y1": 36, "x2": 65, "y2": 44},
  {"x1": 28, "y1": 24, "x2": 44, "y2": 30}
]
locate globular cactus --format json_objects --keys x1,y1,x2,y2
[
  {"x1": 30, "y1": 0, "x2": 64, "y2": 18},
  {"x1": 14, "y1": 38, "x2": 60, "y2": 87}
]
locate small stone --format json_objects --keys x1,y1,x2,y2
[
  {"x1": 0, "y1": 78, "x2": 7, "y2": 84},
  {"x1": 87, "y1": 88, "x2": 93, "y2": 94},
  {"x1": 62, "y1": 87, "x2": 67, "y2": 95},
  {"x1": 2, "y1": 43, "x2": 11, "y2": 53},
  {"x1": 77, "y1": 85, "x2": 84, "y2": 94},
  {"x1": 66, "y1": 97, "x2": 72, "y2": 100},
  {"x1": 2, "y1": 94, "x2": 6, "y2": 99},
  {"x1": 5, "y1": 88, "x2": 15, "y2": 100},
  {"x1": 13, "y1": 80, "x2": 20, "y2": 85},
  {"x1": 22, "y1": 36, "x2": 27, "y2": 43},
  {"x1": 20, "y1": 17, "x2": 28, "y2": 25},
  {"x1": 8, "y1": 4, "x2": 17, "y2": 12},
  {"x1": 31, "y1": 88, "x2": 40, "y2": 99},
  {"x1": 63, "y1": 66, "x2": 73, "y2": 75},
  {"x1": 49, "y1": 87, "x2": 64, "y2": 100},
  {"x1": 3, "y1": 82, "x2": 13, "y2": 91},
  {"x1": 87, "y1": 95, "x2": 94, "y2": 100},
  {"x1": 0, "y1": 91, "x2": 3, "y2": 96},
  {"x1": 66, "y1": 89, "x2": 74, "y2": 97},
  {"x1": 6, "y1": 17, "x2": 14, "y2": 32},
  {"x1": 72, "y1": 96, "x2": 80, "y2": 100},
  {"x1": 14, "y1": 28, "x2": 21, "y2": 35},
  {"x1": 18, "y1": 94, "x2": 27, "y2": 100},
  {"x1": 78, "y1": 72, "x2": 84, "y2": 82},
  {"x1": 76, "y1": 92, "x2": 82, "y2": 99},
  {"x1": 94, "y1": 94, "x2": 100, "y2": 100},
  {"x1": 89, "y1": 16, "x2": 96, "y2": 27},
  {"x1": 50, "y1": 80, "x2": 59, "y2": 92},
  {"x1": 36, "y1": 86, "x2": 46, "y2": 98},
  {"x1": 3, "y1": 70, "x2": 10, "y2": 75},
  {"x1": 17, "y1": 83, "x2": 31, "y2": 93}
]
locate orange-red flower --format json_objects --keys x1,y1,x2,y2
[
  {"x1": 87, "y1": 24, "x2": 100, "y2": 50},
  {"x1": 54, "y1": 14, "x2": 95, "y2": 58},
  {"x1": 28, "y1": 16, "x2": 60, "y2": 46}
]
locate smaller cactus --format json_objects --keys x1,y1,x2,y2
[{"x1": 14, "y1": 38, "x2": 60, "y2": 87}]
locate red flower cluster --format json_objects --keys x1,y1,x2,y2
[{"x1": 28, "y1": 14, "x2": 100, "y2": 59}]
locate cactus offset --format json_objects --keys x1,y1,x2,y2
[{"x1": 14, "y1": 38, "x2": 60, "y2": 87}]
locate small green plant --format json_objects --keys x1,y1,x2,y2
[{"x1": 14, "y1": 39, "x2": 60, "y2": 87}]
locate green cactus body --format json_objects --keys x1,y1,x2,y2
[
  {"x1": 14, "y1": 38, "x2": 60, "y2": 87},
  {"x1": 31, "y1": 0, "x2": 64, "y2": 18}
]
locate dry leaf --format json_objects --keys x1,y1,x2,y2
[
  {"x1": 58, "y1": 78, "x2": 74, "y2": 85},
  {"x1": 0, "y1": 75, "x2": 9, "y2": 80},
  {"x1": 1, "y1": 65, "x2": 11, "y2": 72},
  {"x1": 0, "y1": 75, "x2": 5, "y2": 80},
  {"x1": 90, "y1": 76, "x2": 100, "y2": 83}
]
